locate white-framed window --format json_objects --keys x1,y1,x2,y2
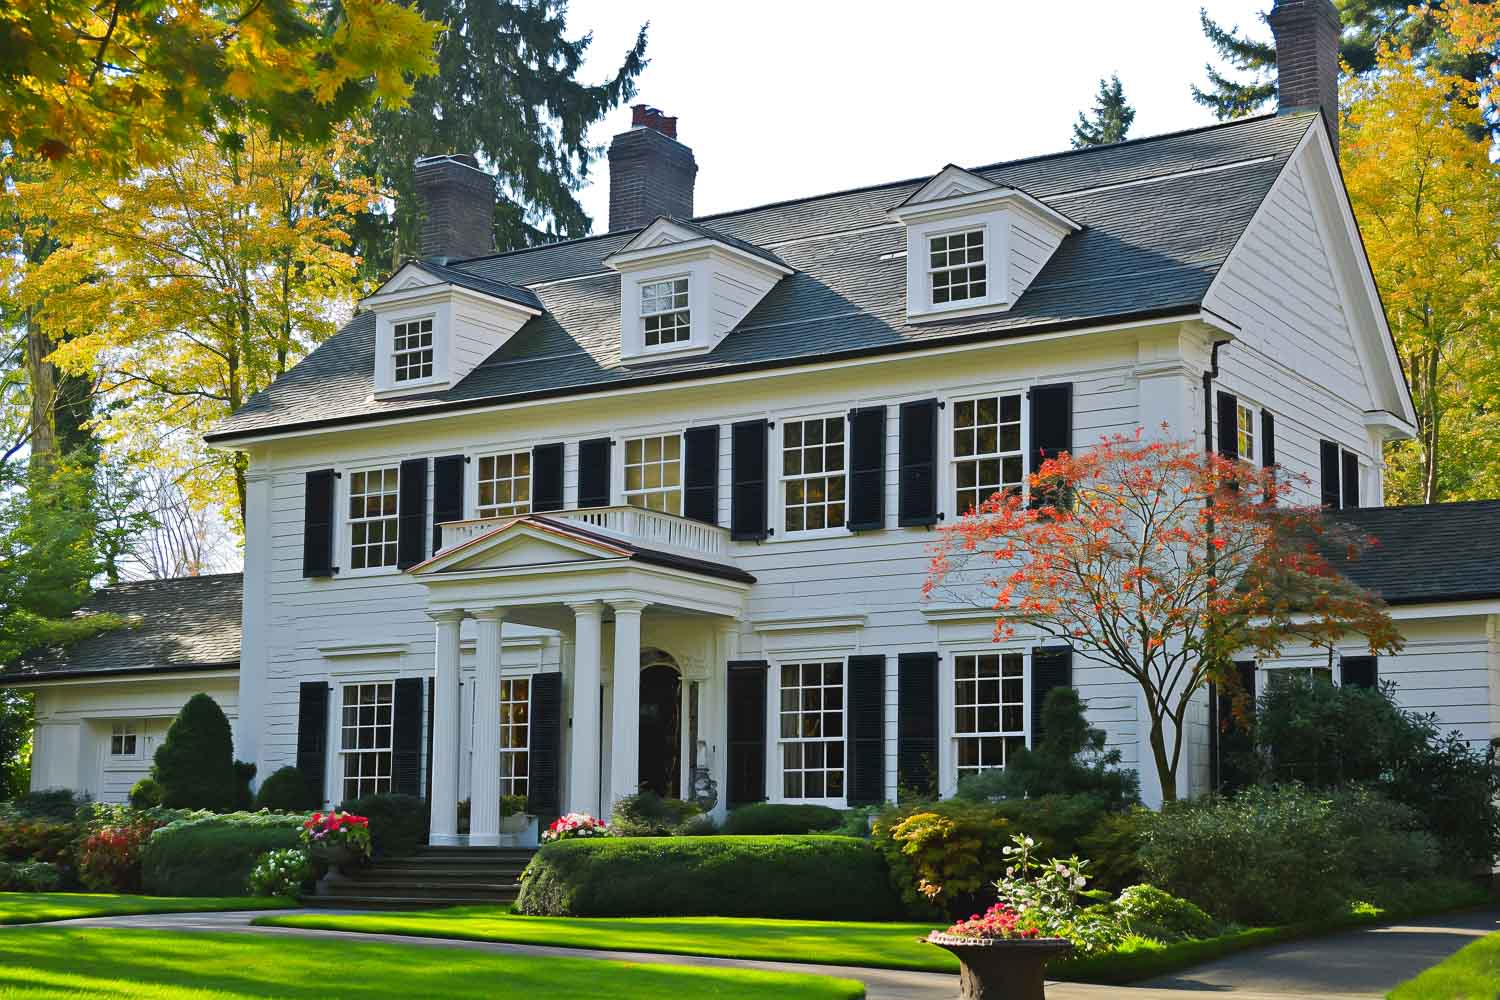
[
  {"x1": 779, "y1": 661, "x2": 845, "y2": 801},
  {"x1": 624, "y1": 434, "x2": 683, "y2": 514},
  {"x1": 392, "y1": 316, "x2": 434, "y2": 382},
  {"x1": 500, "y1": 677, "x2": 530, "y2": 798},
  {"x1": 348, "y1": 467, "x2": 400, "y2": 570},
  {"x1": 340, "y1": 681, "x2": 394, "y2": 801},
  {"x1": 110, "y1": 721, "x2": 139, "y2": 757},
  {"x1": 782, "y1": 416, "x2": 846, "y2": 533},
  {"x1": 953, "y1": 393, "x2": 1024, "y2": 516},
  {"x1": 1236, "y1": 402, "x2": 1256, "y2": 462},
  {"x1": 640, "y1": 277, "x2": 690, "y2": 348},
  {"x1": 476, "y1": 451, "x2": 531, "y2": 518},
  {"x1": 928, "y1": 228, "x2": 987, "y2": 306},
  {"x1": 954, "y1": 652, "x2": 1026, "y2": 778}
]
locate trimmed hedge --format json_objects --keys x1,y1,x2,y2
[
  {"x1": 255, "y1": 767, "x2": 317, "y2": 812},
  {"x1": 515, "y1": 835, "x2": 902, "y2": 919},
  {"x1": 340, "y1": 794, "x2": 427, "y2": 858},
  {"x1": 142, "y1": 813, "x2": 304, "y2": 896},
  {"x1": 720, "y1": 804, "x2": 845, "y2": 836}
]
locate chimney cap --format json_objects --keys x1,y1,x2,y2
[{"x1": 630, "y1": 104, "x2": 679, "y2": 141}]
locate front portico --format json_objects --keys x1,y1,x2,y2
[{"x1": 407, "y1": 507, "x2": 753, "y2": 846}]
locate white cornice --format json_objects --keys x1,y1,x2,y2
[
  {"x1": 319, "y1": 641, "x2": 409, "y2": 658},
  {"x1": 750, "y1": 613, "x2": 867, "y2": 633}
]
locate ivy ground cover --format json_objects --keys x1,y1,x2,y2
[
  {"x1": 0, "y1": 928, "x2": 865, "y2": 999},
  {"x1": 0, "y1": 892, "x2": 290, "y2": 925}
]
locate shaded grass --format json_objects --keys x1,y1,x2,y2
[
  {"x1": 0, "y1": 927, "x2": 865, "y2": 999},
  {"x1": 1388, "y1": 930, "x2": 1500, "y2": 1000},
  {"x1": 0, "y1": 892, "x2": 290, "y2": 925}
]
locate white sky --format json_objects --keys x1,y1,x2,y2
[{"x1": 566, "y1": 0, "x2": 1271, "y2": 230}]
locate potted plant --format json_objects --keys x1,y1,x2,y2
[
  {"x1": 499, "y1": 794, "x2": 537, "y2": 846},
  {"x1": 541, "y1": 812, "x2": 608, "y2": 843},
  {"x1": 925, "y1": 903, "x2": 1072, "y2": 1000},
  {"x1": 300, "y1": 811, "x2": 372, "y2": 871}
]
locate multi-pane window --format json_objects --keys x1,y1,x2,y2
[
  {"x1": 110, "y1": 721, "x2": 138, "y2": 757},
  {"x1": 640, "y1": 277, "x2": 691, "y2": 347},
  {"x1": 477, "y1": 451, "x2": 531, "y2": 518},
  {"x1": 779, "y1": 662, "x2": 845, "y2": 800},
  {"x1": 782, "y1": 417, "x2": 846, "y2": 532},
  {"x1": 500, "y1": 678, "x2": 530, "y2": 798},
  {"x1": 348, "y1": 467, "x2": 400, "y2": 570},
  {"x1": 929, "y1": 229, "x2": 987, "y2": 305},
  {"x1": 953, "y1": 394, "x2": 1024, "y2": 515},
  {"x1": 624, "y1": 435, "x2": 683, "y2": 514},
  {"x1": 1236, "y1": 402, "x2": 1256, "y2": 462},
  {"x1": 955, "y1": 652, "x2": 1026, "y2": 777},
  {"x1": 393, "y1": 317, "x2": 434, "y2": 382},
  {"x1": 340, "y1": 682, "x2": 393, "y2": 800}
]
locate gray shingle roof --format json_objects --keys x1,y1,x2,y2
[
  {"x1": 208, "y1": 113, "x2": 1317, "y2": 442},
  {"x1": 1330, "y1": 502, "x2": 1500, "y2": 606},
  {"x1": 635, "y1": 216, "x2": 792, "y2": 270},
  {"x1": 405, "y1": 259, "x2": 544, "y2": 312},
  {"x1": 1, "y1": 573, "x2": 242, "y2": 683}
]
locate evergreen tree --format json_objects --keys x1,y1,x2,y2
[
  {"x1": 353, "y1": 0, "x2": 649, "y2": 273},
  {"x1": 151, "y1": 693, "x2": 237, "y2": 811},
  {"x1": 1072, "y1": 74, "x2": 1137, "y2": 147}
]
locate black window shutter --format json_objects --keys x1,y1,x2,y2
[
  {"x1": 898, "y1": 399, "x2": 938, "y2": 526},
  {"x1": 1030, "y1": 646, "x2": 1074, "y2": 748},
  {"x1": 396, "y1": 458, "x2": 428, "y2": 569},
  {"x1": 1260, "y1": 411, "x2": 1276, "y2": 469},
  {"x1": 527, "y1": 672, "x2": 564, "y2": 817},
  {"x1": 1342, "y1": 655, "x2": 1378, "y2": 690},
  {"x1": 683, "y1": 426, "x2": 720, "y2": 525},
  {"x1": 1029, "y1": 383, "x2": 1074, "y2": 507},
  {"x1": 896, "y1": 652, "x2": 938, "y2": 797},
  {"x1": 1216, "y1": 391, "x2": 1239, "y2": 460},
  {"x1": 1320, "y1": 440, "x2": 1341, "y2": 508},
  {"x1": 431, "y1": 455, "x2": 465, "y2": 553},
  {"x1": 392, "y1": 677, "x2": 424, "y2": 796},
  {"x1": 296, "y1": 682, "x2": 330, "y2": 805},
  {"x1": 532, "y1": 443, "x2": 565, "y2": 512},
  {"x1": 302, "y1": 469, "x2": 337, "y2": 578},
  {"x1": 847, "y1": 407, "x2": 886, "y2": 532},
  {"x1": 577, "y1": 438, "x2": 612, "y2": 509},
  {"x1": 726, "y1": 661, "x2": 768, "y2": 806},
  {"x1": 730, "y1": 420, "x2": 769, "y2": 541},
  {"x1": 1341, "y1": 450, "x2": 1360, "y2": 508},
  {"x1": 846, "y1": 654, "x2": 886, "y2": 805}
]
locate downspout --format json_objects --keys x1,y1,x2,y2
[
  {"x1": 1201, "y1": 340, "x2": 1222, "y2": 454},
  {"x1": 1202, "y1": 338, "x2": 1223, "y2": 794}
]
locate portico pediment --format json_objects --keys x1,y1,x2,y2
[{"x1": 411, "y1": 519, "x2": 630, "y2": 577}]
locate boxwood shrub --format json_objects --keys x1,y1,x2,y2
[
  {"x1": 515, "y1": 835, "x2": 902, "y2": 919},
  {"x1": 719, "y1": 803, "x2": 845, "y2": 835},
  {"x1": 141, "y1": 812, "x2": 304, "y2": 896},
  {"x1": 339, "y1": 793, "x2": 427, "y2": 858}
]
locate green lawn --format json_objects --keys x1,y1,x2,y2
[
  {"x1": 1388, "y1": 930, "x2": 1500, "y2": 1000},
  {"x1": 0, "y1": 892, "x2": 291, "y2": 925},
  {"x1": 0, "y1": 928, "x2": 864, "y2": 999}
]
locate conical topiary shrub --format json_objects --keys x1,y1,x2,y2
[{"x1": 151, "y1": 693, "x2": 236, "y2": 811}]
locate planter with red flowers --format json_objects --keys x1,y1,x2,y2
[
  {"x1": 926, "y1": 904, "x2": 1072, "y2": 1000},
  {"x1": 541, "y1": 812, "x2": 608, "y2": 843},
  {"x1": 300, "y1": 811, "x2": 372, "y2": 871}
]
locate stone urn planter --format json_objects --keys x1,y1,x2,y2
[
  {"x1": 307, "y1": 842, "x2": 364, "y2": 872},
  {"x1": 925, "y1": 933, "x2": 1073, "y2": 1000}
]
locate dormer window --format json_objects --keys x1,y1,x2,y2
[
  {"x1": 393, "y1": 317, "x2": 435, "y2": 382},
  {"x1": 1236, "y1": 401, "x2": 1256, "y2": 462},
  {"x1": 929, "y1": 229, "x2": 987, "y2": 306},
  {"x1": 640, "y1": 277, "x2": 691, "y2": 347}
]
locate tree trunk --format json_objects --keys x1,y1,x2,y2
[
  {"x1": 1147, "y1": 713, "x2": 1178, "y2": 803},
  {"x1": 23, "y1": 310, "x2": 57, "y2": 469}
]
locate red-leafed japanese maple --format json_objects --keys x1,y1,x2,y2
[{"x1": 925, "y1": 430, "x2": 1402, "y2": 801}]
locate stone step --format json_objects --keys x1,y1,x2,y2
[
  {"x1": 321, "y1": 880, "x2": 520, "y2": 899},
  {"x1": 343, "y1": 865, "x2": 529, "y2": 881},
  {"x1": 309, "y1": 895, "x2": 487, "y2": 911}
]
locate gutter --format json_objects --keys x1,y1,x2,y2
[{"x1": 0, "y1": 661, "x2": 239, "y2": 687}]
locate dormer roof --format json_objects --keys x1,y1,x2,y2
[
  {"x1": 603, "y1": 216, "x2": 792, "y2": 275},
  {"x1": 363, "y1": 258, "x2": 543, "y2": 314},
  {"x1": 888, "y1": 164, "x2": 1081, "y2": 232}
]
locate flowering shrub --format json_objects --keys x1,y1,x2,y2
[
  {"x1": 542, "y1": 813, "x2": 608, "y2": 843},
  {"x1": 78, "y1": 821, "x2": 162, "y2": 892},
  {"x1": 992, "y1": 833, "x2": 1126, "y2": 954},
  {"x1": 247, "y1": 847, "x2": 314, "y2": 898},
  {"x1": 299, "y1": 811, "x2": 372, "y2": 860},
  {"x1": 941, "y1": 902, "x2": 1040, "y2": 940},
  {"x1": 0, "y1": 817, "x2": 80, "y2": 864}
]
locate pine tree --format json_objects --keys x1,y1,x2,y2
[
  {"x1": 1072, "y1": 75, "x2": 1137, "y2": 147},
  {"x1": 353, "y1": 0, "x2": 649, "y2": 272},
  {"x1": 151, "y1": 693, "x2": 237, "y2": 811}
]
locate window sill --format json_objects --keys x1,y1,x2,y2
[
  {"x1": 340, "y1": 565, "x2": 404, "y2": 580},
  {"x1": 906, "y1": 297, "x2": 1011, "y2": 324},
  {"x1": 771, "y1": 526, "x2": 852, "y2": 543}
]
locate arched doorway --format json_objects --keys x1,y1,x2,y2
[{"x1": 638, "y1": 651, "x2": 681, "y2": 798}]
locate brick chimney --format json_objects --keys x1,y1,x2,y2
[
  {"x1": 1268, "y1": 0, "x2": 1342, "y2": 155},
  {"x1": 608, "y1": 104, "x2": 697, "y2": 232},
  {"x1": 413, "y1": 154, "x2": 497, "y2": 262}
]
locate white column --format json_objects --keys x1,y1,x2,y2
[
  {"x1": 567, "y1": 601, "x2": 604, "y2": 817},
  {"x1": 236, "y1": 467, "x2": 272, "y2": 776},
  {"x1": 710, "y1": 622, "x2": 739, "y2": 820},
  {"x1": 426, "y1": 610, "x2": 465, "y2": 846},
  {"x1": 607, "y1": 600, "x2": 648, "y2": 814},
  {"x1": 469, "y1": 607, "x2": 506, "y2": 846}
]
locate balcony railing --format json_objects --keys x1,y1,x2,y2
[{"x1": 436, "y1": 505, "x2": 730, "y2": 561}]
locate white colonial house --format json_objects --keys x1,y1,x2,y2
[{"x1": 9, "y1": 0, "x2": 1500, "y2": 845}]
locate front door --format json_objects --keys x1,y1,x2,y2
[{"x1": 638, "y1": 664, "x2": 681, "y2": 798}]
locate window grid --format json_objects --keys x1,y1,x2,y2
[
  {"x1": 929, "y1": 229, "x2": 987, "y2": 305},
  {"x1": 624, "y1": 434, "x2": 683, "y2": 514},
  {"x1": 782, "y1": 417, "x2": 846, "y2": 532},
  {"x1": 641, "y1": 278, "x2": 690, "y2": 347},
  {"x1": 340, "y1": 682, "x2": 394, "y2": 801},
  {"x1": 1236, "y1": 403, "x2": 1256, "y2": 462},
  {"x1": 393, "y1": 317, "x2": 434, "y2": 382},
  {"x1": 477, "y1": 451, "x2": 531, "y2": 518},
  {"x1": 110, "y1": 721, "x2": 138, "y2": 757},
  {"x1": 500, "y1": 678, "x2": 530, "y2": 798},
  {"x1": 953, "y1": 394, "x2": 1024, "y2": 516},
  {"x1": 779, "y1": 662, "x2": 845, "y2": 800},
  {"x1": 955, "y1": 653, "x2": 1026, "y2": 778},
  {"x1": 348, "y1": 467, "x2": 400, "y2": 570}
]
